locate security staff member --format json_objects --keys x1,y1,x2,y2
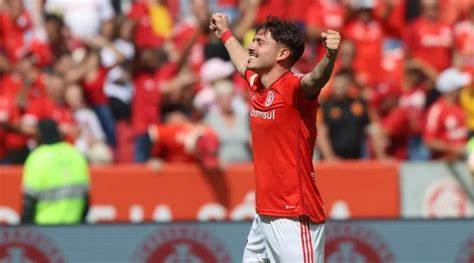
[{"x1": 21, "y1": 119, "x2": 90, "y2": 224}]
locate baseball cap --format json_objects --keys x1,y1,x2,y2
[{"x1": 436, "y1": 68, "x2": 471, "y2": 94}]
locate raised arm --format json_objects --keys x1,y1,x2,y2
[
  {"x1": 209, "y1": 13, "x2": 248, "y2": 76},
  {"x1": 301, "y1": 30, "x2": 341, "y2": 99}
]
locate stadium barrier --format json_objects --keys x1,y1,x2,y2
[
  {"x1": 0, "y1": 161, "x2": 472, "y2": 224},
  {"x1": 0, "y1": 219, "x2": 473, "y2": 262}
]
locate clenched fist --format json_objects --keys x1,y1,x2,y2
[
  {"x1": 209, "y1": 13, "x2": 230, "y2": 38},
  {"x1": 321, "y1": 30, "x2": 341, "y2": 57}
]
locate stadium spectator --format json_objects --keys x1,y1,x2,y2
[
  {"x1": 127, "y1": 0, "x2": 173, "y2": 48},
  {"x1": 148, "y1": 111, "x2": 229, "y2": 207},
  {"x1": 399, "y1": 63, "x2": 436, "y2": 160},
  {"x1": 64, "y1": 84, "x2": 112, "y2": 164},
  {"x1": 453, "y1": 4, "x2": 474, "y2": 75},
  {"x1": 0, "y1": 0, "x2": 30, "y2": 63},
  {"x1": 343, "y1": 0, "x2": 384, "y2": 87},
  {"x1": 21, "y1": 119, "x2": 90, "y2": 224},
  {"x1": 21, "y1": 72, "x2": 78, "y2": 144},
  {"x1": 132, "y1": 47, "x2": 167, "y2": 162},
  {"x1": 317, "y1": 70, "x2": 375, "y2": 159},
  {"x1": 372, "y1": 83, "x2": 411, "y2": 160},
  {"x1": 405, "y1": 0, "x2": 453, "y2": 73},
  {"x1": 424, "y1": 68, "x2": 471, "y2": 160},
  {"x1": 205, "y1": 79, "x2": 251, "y2": 163}
]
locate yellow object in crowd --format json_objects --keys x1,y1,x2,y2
[
  {"x1": 460, "y1": 84, "x2": 474, "y2": 131},
  {"x1": 149, "y1": 3, "x2": 173, "y2": 38}
]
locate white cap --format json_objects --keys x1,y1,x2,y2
[
  {"x1": 200, "y1": 58, "x2": 235, "y2": 84},
  {"x1": 351, "y1": 0, "x2": 375, "y2": 9},
  {"x1": 436, "y1": 68, "x2": 471, "y2": 94}
]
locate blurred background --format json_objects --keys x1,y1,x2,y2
[{"x1": 0, "y1": 0, "x2": 473, "y2": 262}]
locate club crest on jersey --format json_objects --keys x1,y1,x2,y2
[{"x1": 265, "y1": 91, "x2": 275, "y2": 107}]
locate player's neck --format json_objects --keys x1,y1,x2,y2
[{"x1": 260, "y1": 66, "x2": 289, "y2": 89}]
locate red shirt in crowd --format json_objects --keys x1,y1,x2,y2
[
  {"x1": 0, "y1": 92, "x2": 23, "y2": 157},
  {"x1": 454, "y1": 19, "x2": 474, "y2": 74},
  {"x1": 405, "y1": 17, "x2": 453, "y2": 72},
  {"x1": 374, "y1": 0, "x2": 405, "y2": 37},
  {"x1": 344, "y1": 19, "x2": 384, "y2": 86},
  {"x1": 287, "y1": 0, "x2": 312, "y2": 23},
  {"x1": 132, "y1": 63, "x2": 177, "y2": 136},
  {"x1": 132, "y1": 72, "x2": 162, "y2": 135},
  {"x1": 381, "y1": 107, "x2": 411, "y2": 159},
  {"x1": 23, "y1": 95, "x2": 76, "y2": 142},
  {"x1": 82, "y1": 67, "x2": 108, "y2": 106},
  {"x1": 306, "y1": 0, "x2": 346, "y2": 31},
  {"x1": 245, "y1": 70, "x2": 325, "y2": 223},
  {"x1": 150, "y1": 123, "x2": 219, "y2": 167},
  {"x1": 399, "y1": 85, "x2": 428, "y2": 135},
  {"x1": 0, "y1": 10, "x2": 30, "y2": 62},
  {"x1": 127, "y1": 0, "x2": 166, "y2": 48},
  {"x1": 256, "y1": 0, "x2": 288, "y2": 24},
  {"x1": 424, "y1": 97, "x2": 468, "y2": 159}
]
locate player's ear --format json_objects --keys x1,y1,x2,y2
[{"x1": 276, "y1": 47, "x2": 291, "y2": 62}]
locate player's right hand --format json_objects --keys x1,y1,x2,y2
[{"x1": 209, "y1": 13, "x2": 230, "y2": 38}]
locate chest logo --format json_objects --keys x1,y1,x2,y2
[{"x1": 265, "y1": 91, "x2": 275, "y2": 107}]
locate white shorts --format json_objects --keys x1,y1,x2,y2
[{"x1": 242, "y1": 214, "x2": 325, "y2": 263}]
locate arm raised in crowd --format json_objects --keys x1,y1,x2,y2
[{"x1": 209, "y1": 13, "x2": 248, "y2": 76}]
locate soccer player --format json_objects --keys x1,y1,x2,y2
[{"x1": 210, "y1": 13, "x2": 340, "y2": 262}]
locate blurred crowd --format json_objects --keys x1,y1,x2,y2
[{"x1": 0, "y1": 0, "x2": 473, "y2": 167}]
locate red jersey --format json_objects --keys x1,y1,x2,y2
[
  {"x1": 132, "y1": 72, "x2": 161, "y2": 135},
  {"x1": 127, "y1": 0, "x2": 165, "y2": 48},
  {"x1": 24, "y1": 96, "x2": 76, "y2": 142},
  {"x1": 287, "y1": 0, "x2": 312, "y2": 23},
  {"x1": 150, "y1": 123, "x2": 219, "y2": 167},
  {"x1": 82, "y1": 67, "x2": 108, "y2": 106},
  {"x1": 454, "y1": 20, "x2": 474, "y2": 74},
  {"x1": 0, "y1": 93, "x2": 24, "y2": 156},
  {"x1": 405, "y1": 18, "x2": 453, "y2": 72},
  {"x1": 0, "y1": 10, "x2": 30, "y2": 62},
  {"x1": 256, "y1": 0, "x2": 288, "y2": 24},
  {"x1": 343, "y1": 19, "x2": 384, "y2": 86},
  {"x1": 245, "y1": 70, "x2": 325, "y2": 223},
  {"x1": 305, "y1": 0, "x2": 346, "y2": 31},
  {"x1": 424, "y1": 97, "x2": 468, "y2": 159},
  {"x1": 375, "y1": 0, "x2": 405, "y2": 37},
  {"x1": 381, "y1": 107, "x2": 410, "y2": 160}
]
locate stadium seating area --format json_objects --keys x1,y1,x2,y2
[{"x1": 0, "y1": 0, "x2": 473, "y2": 165}]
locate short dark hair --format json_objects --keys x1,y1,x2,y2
[
  {"x1": 257, "y1": 16, "x2": 305, "y2": 66},
  {"x1": 44, "y1": 13, "x2": 64, "y2": 28}
]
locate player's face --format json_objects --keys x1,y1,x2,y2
[{"x1": 247, "y1": 30, "x2": 282, "y2": 72}]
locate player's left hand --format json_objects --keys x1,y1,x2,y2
[{"x1": 321, "y1": 30, "x2": 341, "y2": 57}]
